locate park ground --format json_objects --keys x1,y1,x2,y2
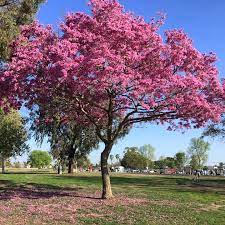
[{"x1": 0, "y1": 170, "x2": 225, "y2": 225}]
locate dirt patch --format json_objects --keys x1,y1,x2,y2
[{"x1": 198, "y1": 201, "x2": 225, "y2": 212}]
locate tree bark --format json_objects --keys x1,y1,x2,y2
[
  {"x1": 1, "y1": 157, "x2": 5, "y2": 174},
  {"x1": 68, "y1": 158, "x2": 74, "y2": 174},
  {"x1": 74, "y1": 161, "x2": 78, "y2": 173},
  {"x1": 57, "y1": 164, "x2": 62, "y2": 174},
  {"x1": 68, "y1": 146, "x2": 76, "y2": 174},
  {"x1": 101, "y1": 143, "x2": 113, "y2": 199}
]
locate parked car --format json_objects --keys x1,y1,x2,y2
[{"x1": 149, "y1": 170, "x2": 155, "y2": 174}]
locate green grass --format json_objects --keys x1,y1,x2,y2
[{"x1": 0, "y1": 171, "x2": 225, "y2": 225}]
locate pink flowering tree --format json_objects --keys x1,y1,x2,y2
[{"x1": 2, "y1": 0, "x2": 225, "y2": 198}]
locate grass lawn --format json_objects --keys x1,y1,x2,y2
[{"x1": 0, "y1": 171, "x2": 225, "y2": 225}]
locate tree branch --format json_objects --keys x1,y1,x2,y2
[{"x1": 75, "y1": 97, "x2": 107, "y2": 143}]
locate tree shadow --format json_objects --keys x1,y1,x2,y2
[
  {"x1": 0, "y1": 180, "x2": 101, "y2": 201},
  {"x1": 55, "y1": 175, "x2": 225, "y2": 195},
  {"x1": 4, "y1": 171, "x2": 56, "y2": 174},
  {"x1": 55, "y1": 175, "x2": 191, "y2": 187}
]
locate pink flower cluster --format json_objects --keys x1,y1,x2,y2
[{"x1": 1, "y1": 0, "x2": 224, "y2": 132}]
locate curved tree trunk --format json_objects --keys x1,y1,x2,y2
[
  {"x1": 101, "y1": 143, "x2": 113, "y2": 199},
  {"x1": 1, "y1": 157, "x2": 5, "y2": 174}
]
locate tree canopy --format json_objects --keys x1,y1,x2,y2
[
  {"x1": 121, "y1": 147, "x2": 149, "y2": 170},
  {"x1": 0, "y1": 0, "x2": 45, "y2": 61},
  {"x1": 187, "y1": 138, "x2": 210, "y2": 170},
  {"x1": 139, "y1": 144, "x2": 155, "y2": 168},
  {"x1": 30, "y1": 104, "x2": 99, "y2": 173},
  {"x1": 0, "y1": 109, "x2": 29, "y2": 173},
  {"x1": 174, "y1": 152, "x2": 187, "y2": 170},
  {"x1": 28, "y1": 150, "x2": 52, "y2": 169}
]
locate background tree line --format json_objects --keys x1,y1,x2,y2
[{"x1": 119, "y1": 138, "x2": 211, "y2": 171}]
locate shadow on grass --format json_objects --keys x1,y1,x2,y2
[
  {"x1": 0, "y1": 180, "x2": 101, "y2": 201},
  {"x1": 55, "y1": 175, "x2": 225, "y2": 195},
  {"x1": 55, "y1": 175, "x2": 192, "y2": 187},
  {"x1": 4, "y1": 171, "x2": 56, "y2": 175}
]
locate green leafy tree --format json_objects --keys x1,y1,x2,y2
[
  {"x1": 0, "y1": 110, "x2": 29, "y2": 173},
  {"x1": 30, "y1": 102, "x2": 99, "y2": 174},
  {"x1": 28, "y1": 150, "x2": 52, "y2": 169},
  {"x1": 218, "y1": 162, "x2": 224, "y2": 169},
  {"x1": 0, "y1": 158, "x2": 11, "y2": 167},
  {"x1": 174, "y1": 152, "x2": 187, "y2": 170},
  {"x1": 77, "y1": 156, "x2": 91, "y2": 168},
  {"x1": 218, "y1": 162, "x2": 224, "y2": 174},
  {"x1": 189, "y1": 155, "x2": 199, "y2": 170},
  {"x1": 154, "y1": 156, "x2": 177, "y2": 169},
  {"x1": 51, "y1": 122, "x2": 98, "y2": 174},
  {"x1": 154, "y1": 159, "x2": 166, "y2": 169},
  {"x1": 187, "y1": 138, "x2": 210, "y2": 170},
  {"x1": 0, "y1": 0, "x2": 45, "y2": 61},
  {"x1": 154, "y1": 156, "x2": 165, "y2": 169},
  {"x1": 121, "y1": 147, "x2": 148, "y2": 170},
  {"x1": 139, "y1": 144, "x2": 155, "y2": 168},
  {"x1": 14, "y1": 161, "x2": 21, "y2": 168},
  {"x1": 164, "y1": 157, "x2": 176, "y2": 168}
]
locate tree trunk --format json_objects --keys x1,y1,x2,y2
[
  {"x1": 74, "y1": 161, "x2": 78, "y2": 173},
  {"x1": 57, "y1": 164, "x2": 62, "y2": 174},
  {"x1": 101, "y1": 143, "x2": 113, "y2": 199},
  {"x1": 1, "y1": 157, "x2": 5, "y2": 174},
  {"x1": 68, "y1": 158, "x2": 74, "y2": 174},
  {"x1": 68, "y1": 146, "x2": 75, "y2": 174}
]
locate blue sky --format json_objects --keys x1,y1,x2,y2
[{"x1": 16, "y1": 0, "x2": 225, "y2": 165}]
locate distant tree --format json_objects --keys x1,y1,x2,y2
[
  {"x1": 50, "y1": 122, "x2": 98, "y2": 174},
  {"x1": 109, "y1": 154, "x2": 114, "y2": 166},
  {"x1": 174, "y1": 152, "x2": 187, "y2": 170},
  {"x1": 23, "y1": 161, "x2": 28, "y2": 168},
  {"x1": 154, "y1": 160, "x2": 165, "y2": 169},
  {"x1": 14, "y1": 161, "x2": 21, "y2": 168},
  {"x1": 5, "y1": 159, "x2": 12, "y2": 167},
  {"x1": 154, "y1": 156, "x2": 166, "y2": 169},
  {"x1": 77, "y1": 156, "x2": 91, "y2": 168},
  {"x1": 189, "y1": 155, "x2": 199, "y2": 170},
  {"x1": 218, "y1": 162, "x2": 224, "y2": 174},
  {"x1": 0, "y1": 110, "x2": 29, "y2": 173},
  {"x1": 0, "y1": 158, "x2": 11, "y2": 168},
  {"x1": 28, "y1": 150, "x2": 52, "y2": 169},
  {"x1": 154, "y1": 156, "x2": 176, "y2": 169},
  {"x1": 115, "y1": 154, "x2": 120, "y2": 164},
  {"x1": 203, "y1": 166, "x2": 208, "y2": 171},
  {"x1": 121, "y1": 147, "x2": 148, "y2": 170},
  {"x1": 218, "y1": 162, "x2": 224, "y2": 169},
  {"x1": 30, "y1": 104, "x2": 99, "y2": 174},
  {"x1": 164, "y1": 157, "x2": 176, "y2": 168},
  {"x1": 187, "y1": 138, "x2": 210, "y2": 170},
  {"x1": 139, "y1": 144, "x2": 155, "y2": 168}
]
